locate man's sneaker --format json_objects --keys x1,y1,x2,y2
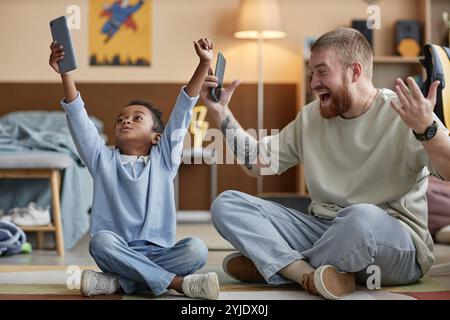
[
  {"x1": 182, "y1": 272, "x2": 220, "y2": 300},
  {"x1": 80, "y1": 270, "x2": 120, "y2": 297},
  {"x1": 300, "y1": 265, "x2": 355, "y2": 300},
  {"x1": 222, "y1": 252, "x2": 265, "y2": 282}
]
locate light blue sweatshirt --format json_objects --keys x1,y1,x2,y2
[{"x1": 61, "y1": 87, "x2": 198, "y2": 247}]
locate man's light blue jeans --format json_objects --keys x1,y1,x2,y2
[
  {"x1": 89, "y1": 230, "x2": 208, "y2": 296},
  {"x1": 211, "y1": 190, "x2": 423, "y2": 286}
]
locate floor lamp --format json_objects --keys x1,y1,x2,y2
[{"x1": 234, "y1": 0, "x2": 286, "y2": 195}]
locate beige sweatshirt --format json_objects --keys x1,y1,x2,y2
[{"x1": 260, "y1": 88, "x2": 449, "y2": 275}]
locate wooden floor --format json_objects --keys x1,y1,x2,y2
[{"x1": 1, "y1": 223, "x2": 450, "y2": 300}]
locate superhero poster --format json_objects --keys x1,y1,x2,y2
[{"x1": 89, "y1": 0, "x2": 151, "y2": 66}]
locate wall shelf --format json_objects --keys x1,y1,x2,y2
[{"x1": 374, "y1": 56, "x2": 424, "y2": 64}]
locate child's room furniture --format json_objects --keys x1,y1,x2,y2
[{"x1": 0, "y1": 152, "x2": 72, "y2": 256}]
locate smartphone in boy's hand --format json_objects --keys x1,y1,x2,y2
[
  {"x1": 49, "y1": 16, "x2": 77, "y2": 74},
  {"x1": 210, "y1": 52, "x2": 226, "y2": 102}
]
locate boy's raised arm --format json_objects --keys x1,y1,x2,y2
[
  {"x1": 49, "y1": 41, "x2": 106, "y2": 174},
  {"x1": 49, "y1": 41, "x2": 77, "y2": 103},
  {"x1": 157, "y1": 39, "x2": 213, "y2": 174},
  {"x1": 184, "y1": 38, "x2": 214, "y2": 98}
]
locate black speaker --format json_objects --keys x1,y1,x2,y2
[
  {"x1": 351, "y1": 20, "x2": 373, "y2": 48},
  {"x1": 396, "y1": 20, "x2": 422, "y2": 56}
]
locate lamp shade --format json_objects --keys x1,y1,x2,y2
[{"x1": 234, "y1": 0, "x2": 286, "y2": 39}]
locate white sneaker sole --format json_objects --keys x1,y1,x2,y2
[
  {"x1": 313, "y1": 265, "x2": 355, "y2": 300},
  {"x1": 206, "y1": 272, "x2": 220, "y2": 300}
]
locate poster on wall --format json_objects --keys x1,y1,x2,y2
[{"x1": 89, "y1": 0, "x2": 151, "y2": 66}]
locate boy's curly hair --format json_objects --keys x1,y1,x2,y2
[{"x1": 126, "y1": 99, "x2": 165, "y2": 134}]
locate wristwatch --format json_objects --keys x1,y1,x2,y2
[{"x1": 413, "y1": 120, "x2": 438, "y2": 141}]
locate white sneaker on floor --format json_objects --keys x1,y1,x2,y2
[
  {"x1": 11, "y1": 202, "x2": 51, "y2": 226},
  {"x1": 80, "y1": 270, "x2": 120, "y2": 297},
  {"x1": 182, "y1": 272, "x2": 220, "y2": 300}
]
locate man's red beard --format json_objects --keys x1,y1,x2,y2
[{"x1": 319, "y1": 78, "x2": 354, "y2": 119}]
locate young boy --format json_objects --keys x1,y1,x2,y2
[{"x1": 49, "y1": 38, "x2": 219, "y2": 299}]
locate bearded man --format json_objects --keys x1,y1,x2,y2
[{"x1": 200, "y1": 28, "x2": 450, "y2": 299}]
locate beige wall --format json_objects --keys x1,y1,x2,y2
[
  {"x1": 0, "y1": 0, "x2": 425, "y2": 84},
  {"x1": 0, "y1": 0, "x2": 300, "y2": 83}
]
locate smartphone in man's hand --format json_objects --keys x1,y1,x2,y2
[{"x1": 210, "y1": 52, "x2": 226, "y2": 102}]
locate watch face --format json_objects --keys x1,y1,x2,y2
[{"x1": 426, "y1": 124, "x2": 438, "y2": 139}]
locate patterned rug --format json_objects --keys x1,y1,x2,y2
[{"x1": 0, "y1": 265, "x2": 449, "y2": 300}]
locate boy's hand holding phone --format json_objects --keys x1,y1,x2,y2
[
  {"x1": 49, "y1": 41, "x2": 65, "y2": 74},
  {"x1": 49, "y1": 16, "x2": 77, "y2": 74},
  {"x1": 48, "y1": 40, "x2": 77, "y2": 103},
  {"x1": 48, "y1": 16, "x2": 78, "y2": 102}
]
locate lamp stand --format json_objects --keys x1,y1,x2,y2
[{"x1": 257, "y1": 36, "x2": 264, "y2": 195}]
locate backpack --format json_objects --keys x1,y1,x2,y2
[
  {"x1": 420, "y1": 44, "x2": 450, "y2": 128},
  {"x1": 0, "y1": 221, "x2": 30, "y2": 256}
]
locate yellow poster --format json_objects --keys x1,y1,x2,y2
[{"x1": 89, "y1": 0, "x2": 151, "y2": 66}]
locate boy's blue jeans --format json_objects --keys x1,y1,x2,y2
[
  {"x1": 211, "y1": 190, "x2": 423, "y2": 287},
  {"x1": 89, "y1": 230, "x2": 208, "y2": 296}
]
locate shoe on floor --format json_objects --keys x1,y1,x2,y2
[
  {"x1": 182, "y1": 272, "x2": 220, "y2": 300},
  {"x1": 80, "y1": 270, "x2": 120, "y2": 297},
  {"x1": 10, "y1": 202, "x2": 51, "y2": 226},
  {"x1": 222, "y1": 252, "x2": 265, "y2": 283},
  {"x1": 300, "y1": 265, "x2": 355, "y2": 300}
]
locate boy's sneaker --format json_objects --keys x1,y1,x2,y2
[
  {"x1": 222, "y1": 252, "x2": 264, "y2": 282},
  {"x1": 182, "y1": 272, "x2": 220, "y2": 300},
  {"x1": 300, "y1": 265, "x2": 355, "y2": 300},
  {"x1": 80, "y1": 270, "x2": 120, "y2": 297}
]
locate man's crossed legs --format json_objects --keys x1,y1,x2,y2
[{"x1": 211, "y1": 191, "x2": 423, "y2": 299}]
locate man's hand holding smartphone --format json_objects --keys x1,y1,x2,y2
[{"x1": 200, "y1": 53, "x2": 241, "y2": 120}]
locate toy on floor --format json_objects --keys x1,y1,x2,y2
[{"x1": 0, "y1": 221, "x2": 32, "y2": 256}]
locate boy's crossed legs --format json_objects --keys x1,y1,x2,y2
[{"x1": 82, "y1": 230, "x2": 219, "y2": 300}]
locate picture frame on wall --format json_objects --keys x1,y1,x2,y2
[{"x1": 89, "y1": 0, "x2": 152, "y2": 66}]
